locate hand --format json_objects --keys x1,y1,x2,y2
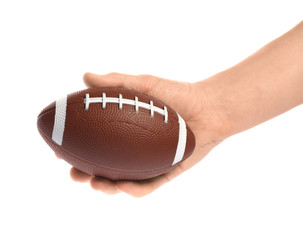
[{"x1": 66, "y1": 72, "x2": 229, "y2": 197}]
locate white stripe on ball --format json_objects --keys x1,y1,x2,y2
[
  {"x1": 172, "y1": 113, "x2": 187, "y2": 165},
  {"x1": 52, "y1": 96, "x2": 67, "y2": 146}
]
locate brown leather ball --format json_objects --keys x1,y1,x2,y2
[{"x1": 37, "y1": 87, "x2": 195, "y2": 180}]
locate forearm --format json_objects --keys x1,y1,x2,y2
[{"x1": 196, "y1": 21, "x2": 303, "y2": 137}]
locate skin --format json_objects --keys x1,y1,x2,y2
[{"x1": 60, "y1": 21, "x2": 303, "y2": 197}]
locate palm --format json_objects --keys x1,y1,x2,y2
[{"x1": 68, "y1": 72, "x2": 224, "y2": 197}]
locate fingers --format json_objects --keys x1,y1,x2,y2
[
  {"x1": 69, "y1": 168, "x2": 120, "y2": 195},
  {"x1": 69, "y1": 167, "x2": 120, "y2": 194},
  {"x1": 66, "y1": 147, "x2": 208, "y2": 197},
  {"x1": 65, "y1": 145, "x2": 187, "y2": 197},
  {"x1": 116, "y1": 176, "x2": 169, "y2": 198},
  {"x1": 83, "y1": 72, "x2": 126, "y2": 88},
  {"x1": 90, "y1": 177, "x2": 121, "y2": 195},
  {"x1": 116, "y1": 166, "x2": 184, "y2": 198},
  {"x1": 69, "y1": 165, "x2": 183, "y2": 197},
  {"x1": 89, "y1": 173, "x2": 170, "y2": 197},
  {"x1": 83, "y1": 72, "x2": 161, "y2": 95},
  {"x1": 69, "y1": 167, "x2": 178, "y2": 197},
  {"x1": 70, "y1": 167, "x2": 92, "y2": 183}
]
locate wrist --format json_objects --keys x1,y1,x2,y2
[{"x1": 192, "y1": 72, "x2": 232, "y2": 141}]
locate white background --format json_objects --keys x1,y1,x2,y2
[{"x1": 0, "y1": 1, "x2": 302, "y2": 239}]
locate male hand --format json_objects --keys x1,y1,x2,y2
[{"x1": 66, "y1": 72, "x2": 229, "y2": 197}]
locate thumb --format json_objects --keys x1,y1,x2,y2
[{"x1": 83, "y1": 72, "x2": 160, "y2": 94}]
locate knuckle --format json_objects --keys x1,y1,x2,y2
[
  {"x1": 138, "y1": 74, "x2": 153, "y2": 79},
  {"x1": 107, "y1": 72, "x2": 120, "y2": 77}
]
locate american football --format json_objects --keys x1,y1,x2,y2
[{"x1": 37, "y1": 87, "x2": 195, "y2": 180}]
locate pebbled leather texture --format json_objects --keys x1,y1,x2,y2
[{"x1": 37, "y1": 87, "x2": 195, "y2": 180}]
